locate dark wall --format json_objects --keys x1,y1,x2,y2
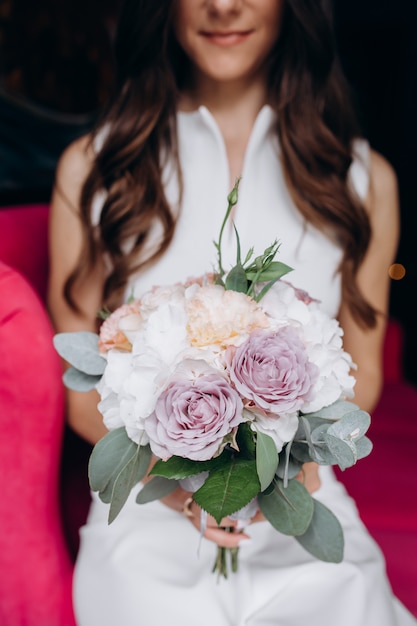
[{"x1": 334, "y1": 1, "x2": 417, "y2": 385}]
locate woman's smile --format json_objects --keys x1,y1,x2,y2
[
  {"x1": 199, "y1": 29, "x2": 254, "y2": 47},
  {"x1": 173, "y1": 0, "x2": 285, "y2": 87}
]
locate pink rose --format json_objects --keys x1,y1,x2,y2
[
  {"x1": 145, "y1": 371, "x2": 243, "y2": 461},
  {"x1": 227, "y1": 327, "x2": 318, "y2": 414}
]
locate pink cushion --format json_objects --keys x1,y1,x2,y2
[
  {"x1": 0, "y1": 262, "x2": 76, "y2": 625},
  {"x1": 0, "y1": 205, "x2": 49, "y2": 301}
]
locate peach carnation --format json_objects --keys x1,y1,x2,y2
[
  {"x1": 99, "y1": 302, "x2": 141, "y2": 353},
  {"x1": 185, "y1": 285, "x2": 270, "y2": 348}
]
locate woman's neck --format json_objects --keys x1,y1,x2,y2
[{"x1": 179, "y1": 74, "x2": 269, "y2": 186}]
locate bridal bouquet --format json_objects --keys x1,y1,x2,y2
[{"x1": 54, "y1": 180, "x2": 372, "y2": 578}]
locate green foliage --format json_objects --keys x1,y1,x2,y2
[
  {"x1": 53, "y1": 331, "x2": 106, "y2": 375},
  {"x1": 291, "y1": 402, "x2": 373, "y2": 471},
  {"x1": 235, "y1": 421, "x2": 256, "y2": 458},
  {"x1": 258, "y1": 478, "x2": 314, "y2": 536},
  {"x1": 150, "y1": 454, "x2": 228, "y2": 480},
  {"x1": 256, "y1": 431, "x2": 279, "y2": 491},
  {"x1": 88, "y1": 428, "x2": 151, "y2": 524},
  {"x1": 212, "y1": 178, "x2": 293, "y2": 302},
  {"x1": 193, "y1": 458, "x2": 260, "y2": 525},
  {"x1": 136, "y1": 476, "x2": 179, "y2": 505},
  {"x1": 295, "y1": 499, "x2": 344, "y2": 563},
  {"x1": 62, "y1": 366, "x2": 101, "y2": 391}
]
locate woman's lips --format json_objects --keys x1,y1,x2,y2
[{"x1": 200, "y1": 30, "x2": 253, "y2": 47}]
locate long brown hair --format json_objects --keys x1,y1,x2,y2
[{"x1": 65, "y1": 0, "x2": 376, "y2": 328}]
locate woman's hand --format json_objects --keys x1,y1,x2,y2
[
  {"x1": 160, "y1": 486, "x2": 249, "y2": 548},
  {"x1": 295, "y1": 461, "x2": 321, "y2": 494},
  {"x1": 158, "y1": 460, "x2": 321, "y2": 548}
]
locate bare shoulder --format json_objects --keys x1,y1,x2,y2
[
  {"x1": 56, "y1": 133, "x2": 95, "y2": 177},
  {"x1": 361, "y1": 148, "x2": 400, "y2": 267},
  {"x1": 367, "y1": 148, "x2": 399, "y2": 213},
  {"x1": 54, "y1": 133, "x2": 96, "y2": 211}
]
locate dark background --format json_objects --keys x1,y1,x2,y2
[
  {"x1": 333, "y1": 0, "x2": 417, "y2": 385},
  {"x1": 0, "y1": 0, "x2": 416, "y2": 383}
]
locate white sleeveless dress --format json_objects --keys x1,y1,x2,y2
[{"x1": 74, "y1": 106, "x2": 417, "y2": 626}]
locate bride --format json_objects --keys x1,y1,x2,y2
[{"x1": 48, "y1": 0, "x2": 416, "y2": 624}]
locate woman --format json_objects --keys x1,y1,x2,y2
[{"x1": 48, "y1": 1, "x2": 415, "y2": 624}]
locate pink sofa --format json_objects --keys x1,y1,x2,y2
[{"x1": 0, "y1": 203, "x2": 416, "y2": 623}]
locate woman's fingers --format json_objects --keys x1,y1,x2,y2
[
  {"x1": 295, "y1": 461, "x2": 321, "y2": 493},
  {"x1": 202, "y1": 525, "x2": 250, "y2": 548},
  {"x1": 184, "y1": 499, "x2": 251, "y2": 547}
]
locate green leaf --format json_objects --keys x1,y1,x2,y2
[
  {"x1": 324, "y1": 434, "x2": 357, "y2": 470},
  {"x1": 355, "y1": 436, "x2": 373, "y2": 460},
  {"x1": 303, "y1": 400, "x2": 359, "y2": 421},
  {"x1": 327, "y1": 410, "x2": 371, "y2": 440},
  {"x1": 295, "y1": 499, "x2": 344, "y2": 563},
  {"x1": 89, "y1": 428, "x2": 139, "y2": 493},
  {"x1": 258, "y1": 478, "x2": 314, "y2": 536},
  {"x1": 276, "y1": 444, "x2": 302, "y2": 483},
  {"x1": 63, "y1": 366, "x2": 101, "y2": 391},
  {"x1": 53, "y1": 331, "x2": 106, "y2": 375},
  {"x1": 256, "y1": 432, "x2": 279, "y2": 491},
  {"x1": 108, "y1": 444, "x2": 152, "y2": 523},
  {"x1": 233, "y1": 223, "x2": 242, "y2": 265},
  {"x1": 290, "y1": 442, "x2": 314, "y2": 463},
  {"x1": 193, "y1": 459, "x2": 260, "y2": 524},
  {"x1": 299, "y1": 417, "x2": 327, "y2": 463},
  {"x1": 255, "y1": 278, "x2": 282, "y2": 302},
  {"x1": 150, "y1": 455, "x2": 227, "y2": 480},
  {"x1": 225, "y1": 263, "x2": 248, "y2": 293},
  {"x1": 246, "y1": 261, "x2": 293, "y2": 282},
  {"x1": 236, "y1": 421, "x2": 256, "y2": 458},
  {"x1": 136, "y1": 476, "x2": 179, "y2": 504},
  {"x1": 243, "y1": 247, "x2": 254, "y2": 264}
]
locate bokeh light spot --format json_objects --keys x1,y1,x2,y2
[{"x1": 388, "y1": 264, "x2": 406, "y2": 280}]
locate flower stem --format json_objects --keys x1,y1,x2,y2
[
  {"x1": 215, "y1": 178, "x2": 241, "y2": 281},
  {"x1": 212, "y1": 527, "x2": 240, "y2": 580}
]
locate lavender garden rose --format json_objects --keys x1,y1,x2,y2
[
  {"x1": 227, "y1": 326, "x2": 319, "y2": 414},
  {"x1": 145, "y1": 360, "x2": 243, "y2": 461}
]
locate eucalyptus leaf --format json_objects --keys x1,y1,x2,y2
[
  {"x1": 89, "y1": 427, "x2": 139, "y2": 493},
  {"x1": 108, "y1": 444, "x2": 151, "y2": 523},
  {"x1": 53, "y1": 331, "x2": 106, "y2": 375},
  {"x1": 290, "y1": 440, "x2": 342, "y2": 468},
  {"x1": 354, "y1": 436, "x2": 373, "y2": 460},
  {"x1": 295, "y1": 499, "x2": 344, "y2": 563},
  {"x1": 63, "y1": 366, "x2": 102, "y2": 391},
  {"x1": 193, "y1": 459, "x2": 260, "y2": 524},
  {"x1": 290, "y1": 442, "x2": 314, "y2": 463},
  {"x1": 276, "y1": 447, "x2": 303, "y2": 482},
  {"x1": 327, "y1": 410, "x2": 371, "y2": 440},
  {"x1": 310, "y1": 422, "x2": 332, "y2": 444},
  {"x1": 258, "y1": 478, "x2": 314, "y2": 536},
  {"x1": 294, "y1": 415, "x2": 331, "y2": 440},
  {"x1": 303, "y1": 400, "x2": 359, "y2": 421},
  {"x1": 136, "y1": 476, "x2": 179, "y2": 504},
  {"x1": 299, "y1": 417, "x2": 326, "y2": 462},
  {"x1": 98, "y1": 443, "x2": 152, "y2": 505},
  {"x1": 256, "y1": 431, "x2": 279, "y2": 491},
  {"x1": 324, "y1": 434, "x2": 357, "y2": 470}
]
